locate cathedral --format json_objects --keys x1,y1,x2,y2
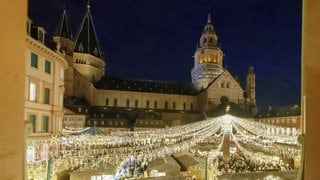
[{"x1": 28, "y1": 4, "x2": 257, "y2": 133}]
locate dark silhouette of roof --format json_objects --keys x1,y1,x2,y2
[
  {"x1": 95, "y1": 76, "x2": 200, "y2": 95},
  {"x1": 73, "y1": 5, "x2": 103, "y2": 59},
  {"x1": 53, "y1": 9, "x2": 73, "y2": 40},
  {"x1": 64, "y1": 96, "x2": 89, "y2": 107},
  {"x1": 255, "y1": 105, "x2": 301, "y2": 118},
  {"x1": 147, "y1": 156, "x2": 181, "y2": 176}
]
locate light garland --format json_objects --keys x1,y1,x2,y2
[{"x1": 26, "y1": 114, "x2": 301, "y2": 179}]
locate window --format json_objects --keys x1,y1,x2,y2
[
  {"x1": 173, "y1": 102, "x2": 176, "y2": 110},
  {"x1": 183, "y1": 103, "x2": 186, "y2": 110},
  {"x1": 221, "y1": 82, "x2": 224, "y2": 88},
  {"x1": 45, "y1": 60, "x2": 51, "y2": 74},
  {"x1": 126, "y1": 99, "x2": 130, "y2": 107},
  {"x1": 42, "y1": 116, "x2": 49, "y2": 132},
  {"x1": 146, "y1": 100, "x2": 150, "y2": 108},
  {"x1": 38, "y1": 29, "x2": 44, "y2": 43},
  {"x1": 135, "y1": 100, "x2": 138, "y2": 108},
  {"x1": 29, "y1": 114, "x2": 36, "y2": 133},
  {"x1": 114, "y1": 99, "x2": 117, "y2": 106},
  {"x1": 190, "y1": 103, "x2": 194, "y2": 111},
  {"x1": 31, "y1": 53, "x2": 38, "y2": 68},
  {"x1": 154, "y1": 101, "x2": 158, "y2": 109},
  {"x1": 29, "y1": 82, "x2": 37, "y2": 101},
  {"x1": 105, "y1": 98, "x2": 109, "y2": 106},
  {"x1": 165, "y1": 101, "x2": 168, "y2": 109},
  {"x1": 44, "y1": 88, "x2": 50, "y2": 104},
  {"x1": 60, "y1": 67, "x2": 64, "y2": 80},
  {"x1": 79, "y1": 43, "x2": 84, "y2": 52}
]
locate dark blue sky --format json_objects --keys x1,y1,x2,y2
[{"x1": 29, "y1": 0, "x2": 302, "y2": 111}]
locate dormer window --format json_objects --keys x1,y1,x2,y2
[
  {"x1": 93, "y1": 47, "x2": 98, "y2": 56},
  {"x1": 37, "y1": 27, "x2": 45, "y2": 44},
  {"x1": 79, "y1": 43, "x2": 84, "y2": 52},
  {"x1": 27, "y1": 18, "x2": 32, "y2": 35}
]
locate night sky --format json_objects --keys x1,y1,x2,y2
[{"x1": 29, "y1": 0, "x2": 302, "y2": 111}]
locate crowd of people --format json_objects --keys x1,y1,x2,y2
[{"x1": 215, "y1": 152, "x2": 293, "y2": 175}]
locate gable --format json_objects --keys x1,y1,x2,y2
[{"x1": 208, "y1": 70, "x2": 243, "y2": 91}]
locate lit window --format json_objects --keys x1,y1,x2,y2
[
  {"x1": 31, "y1": 52, "x2": 38, "y2": 68},
  {"x1": 29, "y1": 114, "x2": 36, "y2": 132},
  {"x1": 45, "y1": 60, "x2": 51, "y2": 74},
  {"x1": 29, "y1": 82, "x2": 37, "y2": 101},
  {"x1": 44, "y1": 88, "x2": 50, "y2": 104},
  {"x1": 42, "y1": 116, "x2": 49, "y2": 132}
]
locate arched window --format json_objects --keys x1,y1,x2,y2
[
  {"x1": 126, "y1": 99, "x2": 130, "y2": 107},
  {"x1": 226, "y1": 82, "x2": 231, "y2": 88},
  {"x1": 221, "y1": 82, "x2": 225, "y2": 88},
  {"x1": 203, "y1": 38, "x2": 207, "y2": 44},
  {"x1": 135, "y1": 100, "x2": 138, "y2": 107},
  {"x1": 105, "y1": 98, "x2": 109, "y2": 106},
  {"x1": 114, "y1": 99, "x2": 117, "y2": 106}
]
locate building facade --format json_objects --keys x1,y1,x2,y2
[{"x1": 25, "y1": 18, "x2": 68, "y2": 137}]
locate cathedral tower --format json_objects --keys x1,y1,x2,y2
[
  {"x1": 53, "y1": 9, "x2": 75, "y2": 97},
  {"x1": 191, "y1": 14, "x2": 224, "y2": 90},
  {"x1": 246, "y1": 66, "x2": 257, "y2": 115},
  {"x1": 53, "y1": 9, "x2": 74, "y2": 64},
  {"x1": 73, "y1": 3, "x2": 105, "y2": 82}
]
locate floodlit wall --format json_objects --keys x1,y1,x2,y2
[
  {"x1": 0, "y1": 1, "x2": 27, "y2": 179},
  {"x1": 302, "y1": 0, "x2": 320, "y2": 178}
]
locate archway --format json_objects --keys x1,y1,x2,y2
[{"x1": 220, "y1": 96, "x2": 229, "y2": 104}]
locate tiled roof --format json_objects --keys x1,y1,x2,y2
[{"x1": 95, "y1": 76, "x2": 200, "y2": 95}]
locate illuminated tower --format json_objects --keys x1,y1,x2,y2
[
  {"x1": 246, "y1": 66, "x2": 257, "y2": 115},
  {"x1": 191, "y1": 14, "x2": 224, "y2": 90},
  {"x1": 73, "y1": 3, "x2": 105, "y2": 82}
]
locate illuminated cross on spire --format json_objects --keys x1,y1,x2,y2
[{"x1": 87, "y1": 0, "x2": 91, "y2": 9}]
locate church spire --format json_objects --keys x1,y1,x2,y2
[
  {"x1": 200, "y1": 14, "x2": 218, "y2": 48},
  {"x1": 73, "y1": 3, "x2": 103, "y2": 59},
  {"x1": 53, "y1": 8, "x2": 73, "y2": 40},
  {"x1": 207, "y1": 13, "x2": 211, "y2": 23}
]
